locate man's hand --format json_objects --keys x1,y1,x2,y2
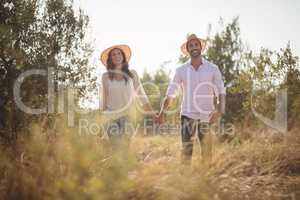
[
  {"x1": 209, "y1": 110, "x2": 222, "y2": 124},
  {"x1": 155, "y1": 112, "x2": 165, "y2": 125},
  {"x1": 154, "y1": 96, "x2": 173, "y2": 125}
]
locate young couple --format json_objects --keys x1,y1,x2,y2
[{"x1": 100, "y1": 34, "x2": 226, "y2": 164}]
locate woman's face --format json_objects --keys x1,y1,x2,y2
[{"x1": 110, "y1": 48, "x2": 124, "y2": 69}]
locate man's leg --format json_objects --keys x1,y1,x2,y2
[
  {"x1": 198, "y1": 122, "x2": 213, "y2": 163},
  {"x1": 180, "y1": 115, "x2": 196, "y2": 165}
]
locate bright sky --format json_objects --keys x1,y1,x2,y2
[{"x1": 78, "y1": 0, "x2": 300, "y2": 76}]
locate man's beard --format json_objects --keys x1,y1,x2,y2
[{"x1": 189, "y1": 50, "x2": 201, "y2": 58}]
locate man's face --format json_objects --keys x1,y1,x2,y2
[{"x1": 187, "y1": 39, "x2": 202, "y2": 58}]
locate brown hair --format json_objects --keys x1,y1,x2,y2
[{"x1": 106, "y1": 48, "x2": 133, "y2": 83}]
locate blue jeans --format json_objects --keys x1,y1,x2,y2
[
  {"x1": 181, "y1": 115, "x2": 211, "y2": 164},
  {"x1": 107, "y1": 115, "x2": 130, "y2": 150}
]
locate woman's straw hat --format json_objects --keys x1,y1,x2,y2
[{"x1": 100, "y1": 44, "x2": 131, "y2": 66}]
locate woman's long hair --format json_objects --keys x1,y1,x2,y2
[{"x1": 106, "y1": 48, "x2": 133, "y2": 83}]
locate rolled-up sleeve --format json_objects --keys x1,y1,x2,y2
[
  {"x1": 212, "y1": 66, "x2": 226, "y2": 95},
  {"x1": 166, "y1": 68, "x2": 182, "y2": 98}
]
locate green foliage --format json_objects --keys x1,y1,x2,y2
[
  {"x1": 0, "y1": 0, "x2": 96, "y2": 140},
  {"x1": 206, "y1": 17, "x2": 244, "y2": 87}
]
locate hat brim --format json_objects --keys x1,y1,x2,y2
[
  {"x1": 181, "y1": 38, "x2": 207, "y2": 56},
  {"x1": 100, "y1": 44, "x2": 131, "y2": 66}
]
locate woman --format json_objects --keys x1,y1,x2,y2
[{"x1": 100, "y1": 44, "x2": 154, "y2": 150}]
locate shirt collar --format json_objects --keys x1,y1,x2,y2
[{"x1": 188, "y1": 57, "x2": 206, "y2": 70}]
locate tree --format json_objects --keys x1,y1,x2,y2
[
  {"x1": 277, "y1": 44, "x2": 300, "y2": 129},
  {"x1": 205, "y1": 17, "x2": 247, "y2": 122},
  {"x1": 0, "y1": 0, "x2": 96, "y2": 141}
]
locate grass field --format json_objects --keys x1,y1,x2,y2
[{"x1": 0, "y1": 119, "x2": 299, "y2": 200}]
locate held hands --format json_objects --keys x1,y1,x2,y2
[
  {"x1": 142, "y1": 104, "x2": 164, "y2": 125},
  {"x1": 154, "y1": 112, "x2": 165, "y2": 125},
  {"x1": 144, "y1": 112, "x2": 164, "y2": 125}
]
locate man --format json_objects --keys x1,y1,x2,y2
[{"x1": 156, "y1": 34, "x2": 226, "y2": 165}]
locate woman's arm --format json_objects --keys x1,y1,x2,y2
[
  {"x1": 131, "y1": 70, "x2": 155, "y2": 114},
  {"x1": 100, "y1": 73, "x2": 108, "y2": 111}
]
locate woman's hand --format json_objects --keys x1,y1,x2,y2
[{"x1": 142, "y1": 103, "x2": 157, "y2": 122}]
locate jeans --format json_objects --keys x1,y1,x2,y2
[
  {"x1": 106, "y1": 115, "x2": 130, "y2": 151},
  {"x1": 180, "y1": 115, "x2": 212, "y2": 165}
]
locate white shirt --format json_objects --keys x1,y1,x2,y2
[{"x1": 166, "y1": 58, "x2": 226, "y2": 122}]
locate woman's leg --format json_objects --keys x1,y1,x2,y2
[{"x1": 107, "y1": 116, "x2": 130, "y2": 152}]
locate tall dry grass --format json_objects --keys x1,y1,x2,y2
[{"x1": 0, "y1": 115, "x2": 299, "y2": 200}]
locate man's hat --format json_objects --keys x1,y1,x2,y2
[
  {"x1": 181, "y1": 34, "x2": 207, "y2": 56},
  {"x1": 100, "y1": 44, "x2": 131, "y2": 66}
]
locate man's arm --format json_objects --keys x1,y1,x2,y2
[
  {"x1": 159, "y1": 97, "x2": 174, "y2": 114},
  {"x1": 156, "y1": 96, "x2": 177, "y2": 124},
  {"x1": 156, "y1": 69, "x2": 181, "y2": 123},
  {"x1": 217, "y1": 94, "x2": 226, "y2": 115},
  {"x1": 209, "y1": 66, "x2": 226, "y2": 123}
]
